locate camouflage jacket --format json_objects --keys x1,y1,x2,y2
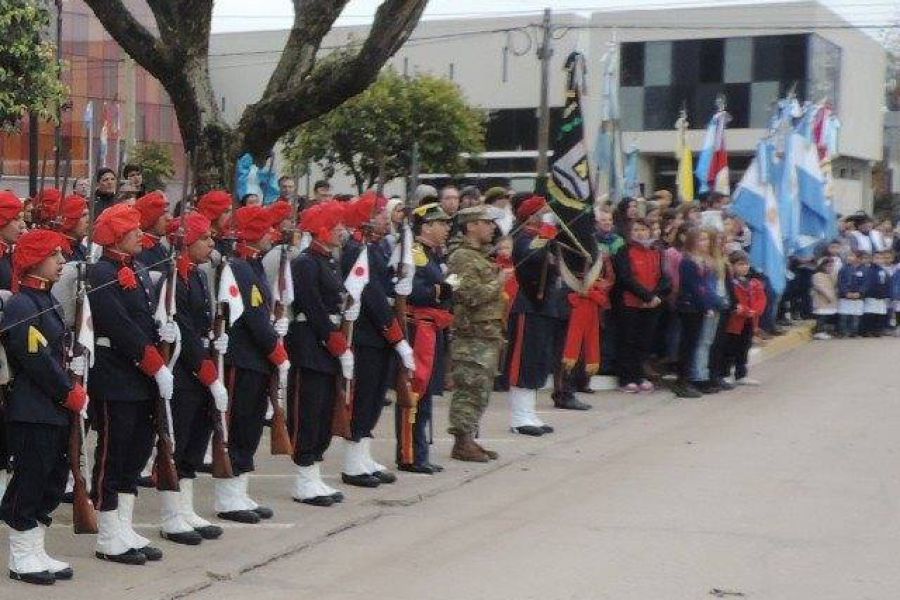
[{"x1": 447, "y1": 238, "x2": 505, "y2": 339}]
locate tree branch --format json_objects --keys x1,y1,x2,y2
[
  {"x1": 235, "y1": 0, "x2": 428, "y2": 159},
  {"x1": 262, "y1": 0, "x2": 351, "y2": 100},
  {"x1": 81, "y1": 0, "x2": 171, "y2": 82}
]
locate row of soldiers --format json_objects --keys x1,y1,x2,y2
[{"x1": 0, "y1": 181, "x2": 593, "y2": 585}]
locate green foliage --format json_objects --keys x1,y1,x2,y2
[
  {"x1": 129, "y1": 141, "x2": 175, "y2": 192},
  {"x1": 0, "y1": 1, "x2": 67, "y2": 130},
  {"x1": 283, "y1": 68, "x2": 485, "y2": 193}
]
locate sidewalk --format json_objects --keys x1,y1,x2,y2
[{"x1": 1, "y1": 323, "x2": 813, "y2": 600}]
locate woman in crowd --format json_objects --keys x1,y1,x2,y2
[{"x1": 673, "y1": 226, "x2": 708, "y2": 399}]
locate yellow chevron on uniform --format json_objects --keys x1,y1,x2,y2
[{"x1": 27, "y1": 326, "x2": 47, "y2": 354}]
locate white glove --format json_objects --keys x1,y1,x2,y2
[
  {"x1": 212, "y1": 332, "x2": 229, "y2": 354},
  {"x1": 345, "y1": 301, "x2": 360, "y2": 322},
  {"x1": 395, "y1": 339, "x2": 415, "y2": 371},
  {"x1": 278, "y1": 360, "x2": 291, "y2": 389},
  {"x1": 157, "y1": 320, "x2": 179, "y2": 344},
  {"x1": 444, "y1": 273, "x2": 461, "y2": 290},
  {"x1": 395, "y1": 277, "x2": 413, "y2": 297},
  {"x1": 69, "y1": 355, "x2": 86, "y2": 377},
  {"x1": 154, "y1": 366, "x2": 174, "y2": 400},
  {"x1": 209, "y1": 378, "x2": 229, "y2": 412},
  {"x1": 339, "y1": 350, "x2": 354, "y2": 380},
  {"x1": 273, "y1": 316, "x2": 290, "y2": 337}
]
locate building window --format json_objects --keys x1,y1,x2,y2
[
  {"x1": 620, "y1": 43, "x2": 645, "y2": 87},
  {"x1": 484, "y1": 107, "x2": 563, "y2": 152},
  {"x1": 619, "y1": 34, "x2": 822, "y2": 131}
]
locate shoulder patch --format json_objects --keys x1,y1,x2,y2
[
  {"x1": 250, "y1": 284, "x2": 264, "y2": 308},
  {"x1": 413, "y1": 244, "x2": 428, "y2": 267},
  {"x1": 27, "y1": 326, "x2": 47, "y2": 354}
]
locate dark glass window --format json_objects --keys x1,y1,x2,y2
[
  {"x1": 672, "y1": 41, "x2": 700, "y2": 84},
  {"x1": 753, "y1": 35, "x2": 809, "y2": 83},
  {"x1": 621, "y1": 43, "x2": 645, "y2": 87},
  {"x1": 644, "y1": 86, "x2": 678, "y2": 131},
  {"x1": 484, "y1": 108, "x2": 538, "y2": 151},
  {"x1": 698, "y1": 39, "x2": 725, "y2": 83}
]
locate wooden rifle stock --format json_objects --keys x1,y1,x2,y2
[
  {"x1": 209, "y1": 308, "x2": 233, "y2": 479},
  {"x1": 269, "y1": 300, "x2": 293, "y2": 456},
  {"x1": 66, "y1": 369, "x2": 96, "y2": 534},
  {"x1": 68, "y1": 268, "x2": 96, "y2": 534},
  {"x1": 394, "y1": 297, "x2": 417, "y2": 410},
  {"x1": 331, "y1": 318, "x2": 354, "y2": 440},
  {"x1": 155, "y1": 268, "x2": 180, "y2": 492}
]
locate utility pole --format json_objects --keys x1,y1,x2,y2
[
  {"x1": 408, "y1": 141, "x2": 420, "y2": 206},
  {"x1": 53, "y1": 0, "x2": 63, "y2": 187},
  {"x1": 535, "y1": 7, "x2": 553, "y2": 186}
]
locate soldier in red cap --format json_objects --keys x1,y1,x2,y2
[
  {"x1": 0, "y1": 229, "x2": 86, "y2": 584},
  {"x1": 287, "y1": 200, "x2": 352, "y2": 505},
  {"x1": 161, "y1": 212, "x2": 229, "y2": 543},
  {"x1": 0, "y1": 191, "x2": 26, "y2": 290},
  {"x1": 337, "y1": 193, "x2": 411, "y2": 487},
  {"x1": 135, "y1": 191, "x2": 172, "y2": 277},
  {"x1": 88, "y1": 203, "x2": 177, "y2": 565},
  {"x1": 216, "y1": 205, "x2": 289, "y2": 522},
  {"x1": 0, "y1": 190, "x2": 25, "y2": 501}
]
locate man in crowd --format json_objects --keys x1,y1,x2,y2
[
  {"x1": 122, "y1": 164, "x2": 145, "y2": 197},
  {"x1": 278, "y1": 176, "x2": 297, "y2": 203}
]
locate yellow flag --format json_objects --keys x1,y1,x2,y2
[
  {"x1": 27, "y1": 326, "x2": 47, "y2": 354},
  {"x1": 250, "y1": 284, "x2": 263, "y2": 308},
  {"x1": 677, "y1": 144, "x2": 694, "y2": 204}
]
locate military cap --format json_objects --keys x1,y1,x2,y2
[
  {"x1": 412, "y1": 202, "x2": 451, "y2": 222},
  {"x1": 483, "y1": 186, "x2": 509, "y2": 205},
  {"x1": 456, "y1": 205, "x2": 497, "y2": 225}
]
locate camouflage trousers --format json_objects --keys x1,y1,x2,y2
[{"x1": 448, "y1": 335, "x2": 503, "y2": 436}]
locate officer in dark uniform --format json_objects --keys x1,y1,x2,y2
[
  {"x1": 395, "y1": 202, "x2": 454, "y2": 474},
  {"x1": 89, "y1": 203, "x2": 174, "y2": 564},
  {"x1": 338, "y1": 194, "x2": 413, "y2": 488},
  {"x1": 504, "y1": 196, "x2": 561, "y2": 436},
  {"x1": 135, "y1": 191, "x2": 172, "y2": 277},
  {"x1": 0, "y1": 229, "x2": 86, "y2": 584},
  {"x1": 0, "y1": 191, "x2": 26, "y2": 506},
  {"x1": 287, "y1": 200, "x2": 351, "y2": 506},
  {"x1": 161, "y1": 212, "x2": 229, "y2": 543},
  {"x1": 217, "y1": 205, "x2": 289, "y2": 522}
]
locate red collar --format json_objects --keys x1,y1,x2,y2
[
  {"x1": 20, "y1": 274, "x2": 51, "y2": 291},
  {"x1": 141, "y1": 232, "x2": 161, "y2": 250},
  {"x1": 176, "y1": 254, "x2": 196, "y2": 280},
  {"x1": 235, "y1": 243, "x2": 261, "y2": 260},
  {"x1": 102, "y1": 247, "x2": 133, "y2": 265}
]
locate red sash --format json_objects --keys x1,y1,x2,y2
[{"x1": 408, "y1": 307, "x2": 453, "y2": 396}]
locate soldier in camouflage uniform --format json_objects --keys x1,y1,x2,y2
[{"x1": 447, "y1": 206, "x2": 506, "y2": 462}]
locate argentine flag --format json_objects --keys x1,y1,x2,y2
[
  {"x1": 796, "y1": 137, "x2": 834, "y2": 250},
  {"x1": 731, "y1": 143, "x2": 786, "y2": 295}
]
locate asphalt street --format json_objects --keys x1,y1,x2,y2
[{"x1": 4, "y1": 332, "x2": 898, "y2": 600}]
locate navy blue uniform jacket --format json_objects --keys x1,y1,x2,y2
[
  {"x1": 288, "y1": 246, "x2": 344, "y2": 375},
  {"x1": 1, "y1": 287, "x2": 73, "y2": 426},
  {"x1": 224, "y1": 254, "x2": 279, "y2": 375},
  {"x1": 88, "y1": 254, "x2": 160, "y2": 402},
  {"x1": 174, "y1": 266, "x2": 215, "y2": 394}
]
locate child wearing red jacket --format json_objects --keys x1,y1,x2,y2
[
  {"x1": 613, "y1": 218, "x2": 672, "y2": 393},
  {"x1": 723, "y1": 250, "x2": 766, "y2": 385}
]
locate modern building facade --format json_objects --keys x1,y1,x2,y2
[
  {"x1": 207, "y1": 1, "x2": 886, "y2": 212},
  {"x1": 1, "y1": 0, "x2": 185, "y2": 197}
]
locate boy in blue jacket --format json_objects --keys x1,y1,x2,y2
[{"x1": 837, "y1": 251, "x2": 866, "y2": 337}]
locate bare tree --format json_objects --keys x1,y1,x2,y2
[{"x1": 81, "y1": 0, "x2": 428, "y2": 190}]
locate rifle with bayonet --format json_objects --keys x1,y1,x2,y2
[
  {"x1": 393, "y1": 216, "x2": 418, "y2": 465},
  {"x1": 268, "y1": 195, "x2": 295, "y2": 456},
  {"x1": 153, "y1": 189, "x2": 189, "y2": 492},
  {"x1": 66, "y1": 163, "x2": 97, "y2": 534}
]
